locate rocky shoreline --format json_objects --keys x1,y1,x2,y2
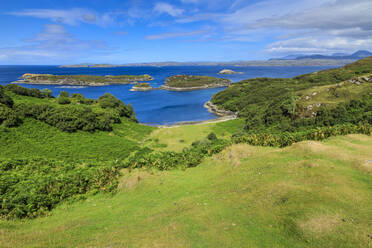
[
  {"x1": 159, "y1": 83, "x2": 229, "y2": 91},
  {"x1": 204, "y1": 101, "x2": 237, "y2": 117}
]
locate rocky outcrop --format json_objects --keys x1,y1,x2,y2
[
  {"x1": 130, "y1": 83, "x2": 154, "y2": 91},
  {"x1": 204, "y1": 101, "x2": 237, "y2": 117},
  {"x1": 218, "y1": 69, "x2": 242, "y2": 75}
]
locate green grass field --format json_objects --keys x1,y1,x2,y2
[
  {"x1": 1, "y1": 134, "x2": 371, "y2": 247},
  {"x1": 0, "y1": 117, "x2": 155, "y2": 162},
  {"x1": 147, "y1": 119, "x2": 244, "y2": 151}
]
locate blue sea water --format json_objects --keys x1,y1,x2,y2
[{"x1": 0, "y1": 65, "x2": 336, "y2": 125}]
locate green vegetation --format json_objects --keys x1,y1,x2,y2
[
  {"x1": 211, "y1": 57, "x2": 372, "y2": 135},
  {"x1": 18, "y1": 73, "x2": 153, "y2": 85},
  {"x1": 164, "y1": 75, "x2": 231, "y2": 89},
  {"x1": 148, "y1": 118, "x2": 244, "y2": 152},
  {"x1": 1, "y1": 58, "x2": 372, "y2": 247},
  {"x1": 133, "y1": 82, "x2": 151, "y2": 88},
  {"x1": 1, "y1": 134, "x2": 371, "y2": 247},
  {"x1": 0, "y1": 85, "x2": 156, "y2": 217}
]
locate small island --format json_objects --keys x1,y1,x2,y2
[
  {"x1": 13, "y1": 73, "x2": 153, "y2": 86},
  {"x1": 218, "y1": 69, "x2": 243, "y2": 75},
  {"x1": 160, "y1": 75, "x2": 231, "y2": 91},
  {"x1": 130, "y1": 83, "x2": 154, "y2": 91}
]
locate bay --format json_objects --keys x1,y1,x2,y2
[{"x1": 0, "y1": 65, "x2": 336, "y2": 125}]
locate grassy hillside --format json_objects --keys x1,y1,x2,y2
[
  {"x1": 211, "y1": 57, "x2": 372, "y2": 133},
  {"x1": 1, "y1": 134, "x2": 371, "y2": 247}
]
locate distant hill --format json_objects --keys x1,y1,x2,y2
[{"x1": 275, "y1": 50, "x2": 372, "y2": 60}]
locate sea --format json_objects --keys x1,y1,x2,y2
[{"x1": 0, "y1": 65, "x2": 336, "y2": 125}]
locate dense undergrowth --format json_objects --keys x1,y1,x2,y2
[{"x1": 0, "y1": 85, "x2": 137, "y2": 132}]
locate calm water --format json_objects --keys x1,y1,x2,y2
[{"x1": 0, "y1": 65, "x2": 336, "y2": 125}]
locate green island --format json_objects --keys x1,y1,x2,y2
[
  {"x1": 130, "y1": 82, "x2": 153, "y2": 91},
  {"x1": 161, "y1": 75, "x2": 231, "y2": 91},
  {"x1": 1, "y1": 57, "x2": 372, "y2": 247},
  {"x1": 13, "y1": 73, "x2": 154, "y2": 86}
]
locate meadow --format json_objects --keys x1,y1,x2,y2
[{"x1": 1, "y1": 134, "x2": 371, "y2": 247}]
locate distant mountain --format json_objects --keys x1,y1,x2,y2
[{"x1": 276, "y1": 50, "x2": 372, "y2": 60}]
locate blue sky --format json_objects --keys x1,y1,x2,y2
[{"x1": 1, "y1": 0, "x2": 371, "y2": 64}]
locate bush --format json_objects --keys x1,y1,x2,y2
[
  {"x1": 14, "y1": 103, "x2": 119, "y2": 132},
  {"x1": 207, "y1": 132, "x2": 217, "y2": 140},
  {"x1": 58, "y1": 91, "x2": 69, "y2": 98},
  {"x1": 124, "y1": 137, "x2": 230, "y2": 170},
  {"x1": 0, "y1": 86, "x2": 14, "y2": 107},
  {"x1": 57, "y1": 97, "x2": 71, "y2": 105},
  {"x1": 98, "y1": 93, "x2": 137, "y2": 122},
  {"x1": 0, "y1": 159, "x2": 122, "y2": 219},
  {"x1": 0, "y1": 104, "x2": 21, "y2": 127},
  {"x1": 4, "y1": 84, "x2": 50, "y2": 98}
]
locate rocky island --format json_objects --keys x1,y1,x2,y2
[
  {"x1": 13, "y1": 73, "x2": 153, "y2": 86},
  {"x1": 160, "y1": 75, "x2": 231, "y2": 91},
  {"x1": 130, "y1": 83, "x2": 154, "y2": 91},
  {"x1": 218, "y1": 69, "x2": 243, "y2": 74}
]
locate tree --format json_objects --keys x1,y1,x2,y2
[{"x1": 58, "y1": 91, "x2": 69, "y2": 98}]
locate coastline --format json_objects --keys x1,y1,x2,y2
[
  {"x1": 156, "y1": 101, "x2": 238, "y2": 128},
  {"x1": 160, "y1": 83, "x2": 229, "y2": 91},
  {"x1": 156, "y1": 115, "x2": 238, "y2": 128}
]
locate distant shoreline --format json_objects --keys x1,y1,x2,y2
[{"x1": 59, "y1": 59, "x2": 354, "y2": 68}]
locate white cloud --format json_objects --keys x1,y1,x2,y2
[
  {"x1": 267, "y1": 36, "x2": 372, "y2": 54},
  {"x1": 0, "y1": 24, "x2": 112, "y2": 64},
  {"x1": 177, "y1": 0, "x2": 372, "y2": 54},
  {"x1": 154, "y1": 2, "x2": 184, "y2": 17},
  {"x1": 145, "y1": 29, "x2": 209, "y2": 40},
  {"x1": 9, "y1": 8, "x2": 114, "y2": 26}
]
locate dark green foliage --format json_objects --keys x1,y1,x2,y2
[
  {"x1": 58, "y1": 91, "x2": 69, "y2": 98},
  {"x1": 125, "y1": 137, "x2": 230, "y2": 170},
  {"x1": 0, "y1": 159, "x2": 122, "y2": 219},
  {"x1": 0, "y1": 86, "x2": 14, "y2": 107},
  {"x1": 57, "y1": 97, "x2": 71, "y2": 105},
  {"x1": 207, "y1": 132, "x2": 217, "y2": 140},
  {"x1": 0, "y1": 104, "x2": 21, "y2": 127},
  {"x1": 232, "y1": 123, "x2": 372, "y2": 148},
  {"x1": 4, "y1": 84, "x2": 51, "y2": 98},
  {"x1": 14, "y1": 103, "x2": 119, "y2": 132},
  {"x1": 1, "y1": 84, "x2": 137, "y2": 132},
  {"x1": 98, "y1": 93, "x2": 138, "y2": 122}
]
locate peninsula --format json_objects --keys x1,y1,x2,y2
[
  {"x1": 13, "y1": 73, "x2": 153, "y2": 86},
  {"x1": 160, "y1": 75, "x2": 231, "y2": 91}
]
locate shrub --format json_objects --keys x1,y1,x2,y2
[
  {"x1": 0, "y1": 159, "x2": 122, "y2": 219},
  {"x1": 98, "y1": 93, "x2": 137, "y2": 122},
  {"x1": 0, "y1": 86, "x2": 14, "y2": 107},
  {"x1": 4, "y1": 84, "x2": 49, "y2": 98},
  {"x1": 58, "y1": 91, "x2": 69, "y2": 98},
  {"x1": 124, "y1": 137, "x2": 230, "y2": 170},
  {"x1": 207, "y1": 132, "x2": 217, "y2": 140},
  {"x1": 57, "y1": 97, "x2": 71, "y2": 105},
  {"x1": 0, "y1": 104, "x2": 21, "y2": 127}
]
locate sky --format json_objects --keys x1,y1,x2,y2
[{"x1": 1, "y1": 0, "x2": 372, "y2": 64}]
